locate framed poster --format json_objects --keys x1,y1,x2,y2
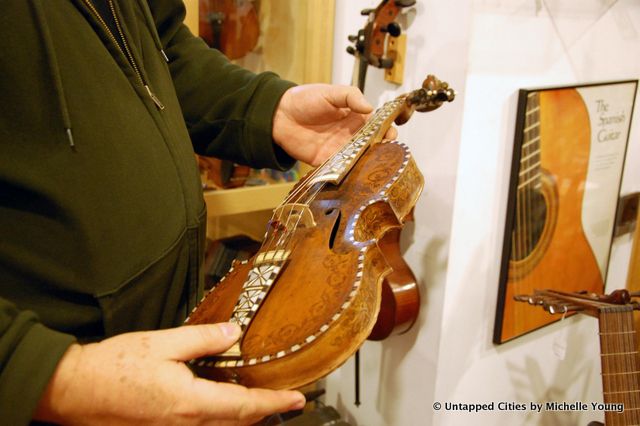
[{"x1": 494, "y1": 80, "x2": 638, "y2": 344}]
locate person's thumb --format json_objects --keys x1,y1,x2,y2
[
  {"x1": 324, "y1": 85, "x2": 373, "y2": 114},
  {"x1": 147, "y1": 323, "x2": 241, "y2": 361}
]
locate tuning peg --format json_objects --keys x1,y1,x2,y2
[
  {"x1": 348, "y1": 34, "x2": 358, "y2": 42},
  {"x1": 361, "y1": 8, "x2": 375, "y2": 15},
  {"x1": 346, "y1": 46, "x2": 356, "y2": 56},
  {"x1": 381, "y1": 22, "x2": 402, "y2": 37},
  {"x1": 395, "y1": 0, "x2": 417, "y2": 7},
  {"x1": 379, "y1": 58, "x2": 394, "y2": 69}
]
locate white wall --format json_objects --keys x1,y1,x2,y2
[
  {"x1": 325, "y1": 1, "x2": 640, "y2": 425},
  {"x1": 326, "y1": 1, "x2": 471, "y2": 425}
]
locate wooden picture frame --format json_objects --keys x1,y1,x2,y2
[{"x1": 494, "y1": 80, "x2": 638, "y2": 344}]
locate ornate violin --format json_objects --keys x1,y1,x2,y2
[
  {"x1": 516, "y1": 289, "x2": 640, "y2": 425},
  {"x1": 198, "y1": 0, "x2": 259, "y2": 60},
  {"x1": 186, "y1": 75, "x2": 455, "y2": 389}
]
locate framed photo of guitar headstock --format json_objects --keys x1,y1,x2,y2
[{"x1": 494, "y1": 80, "x2": 639, "y2": 344}]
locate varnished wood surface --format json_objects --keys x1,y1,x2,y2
[
  {"x1": 627, "y1": 202, "x2": 640, "y2": 351},
  {"x1": 187, "y1": 141, "x2": 423, "y2": 389}
]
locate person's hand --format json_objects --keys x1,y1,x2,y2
[
  {"x1": 273, "y1": 84, "x2": 398, "y2": 166},
  {"x1": 34, "y1": 323, "x2": 305, "y2": 425}
]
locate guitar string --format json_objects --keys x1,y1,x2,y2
[
  {"x1": 602, "y1": 308, "x2": 613, "y2": 423},
  {"x1": 623, "y1": 307, "x2": 640, "y2": 420},
  {"x1": 614, "y1": 308, "x2": 620, "y2": 423},
  {"x1": 616, "y1": 308, "x2": 624, "y2": 425},
  {"x1": 524, "y1": 95, "x2": 531, "y2": 265},
  {"x1": 528, "y1": 93, "x2": 536, "y2": 258},
  {"x1": 526, "y1": 93, "x2": 537, "y2": 260},
  {"x1": 623, "y1": 308, "x2": 634, "y2": 419},
  {"x1": 631, "y1": 308, "x2": 639, "y2": 419},
  {"x1": 621, "y1": 308, "x2": 628, "y2": 417},
  {"x1": 631, "y1": 309, "x2": 640, "y2": 421},
  {"x1": 606, "y1": 309, "x2": 614, "y2": 425}
]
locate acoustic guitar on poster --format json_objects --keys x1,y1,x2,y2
[{"x1": 496, "y1": 88, "x2": 604, "y2": 343}]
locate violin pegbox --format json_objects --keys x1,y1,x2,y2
[
  {"x1": 408, "y1": 74, "x2": 456, "y2": 112},
  {"x1": 393, "y1": 74, "x2": 455, "y2": 125}
]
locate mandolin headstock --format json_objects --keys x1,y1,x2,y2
[{"x1": 395, "y1": 75, "x2": 455, "y2": 124}]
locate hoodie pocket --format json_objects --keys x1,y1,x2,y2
[{"x1": 95, "y1": 205, "x2": 207, "y2": 336}]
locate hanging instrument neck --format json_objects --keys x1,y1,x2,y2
[
  {"x1": 309, "y1": 97, "x2": 408, "y2": 187},
  {"x1": 598, "y1": 306, "x2": 640, "y2": 424}
]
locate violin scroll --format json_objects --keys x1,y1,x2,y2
[
  {"x1": 409, "y1": 75, "x2": 456, "y2": 112},
  {"x1": 395, "y1": 75, "x2": 456, "y2": 124}
]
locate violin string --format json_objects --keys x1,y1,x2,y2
[
  {"x1": 281, "y1": 98, "x2": 398, "y2": 206},
  {"x1": 257, "y1": 99, "x2": 402, "y2": 258},
  {"x1": 257, "y1": 92, "x2": 421, "y2": 264},
  {"x1": 255, "y1": 113, "x2": 375, "y2": 255},
  {"x1": 257, "y1": 181, "x2": 327, "y2": 260},
  {"x1": 280, "y1": 110, "x2": 378, "y2": 206},
  {"x1": 258, "y1": 131, "x2": 365, "y2": 255},
  {"x1": 283, "y1": 100, "x2": 400, "y2": 213},
  {"x1": 273, "y1": 182, "x2": 328, "y2": 255}
]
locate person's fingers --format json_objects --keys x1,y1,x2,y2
[
  {"x1": 324, "y1": 85, "x2": 373, "y2": 114},
  {"x1": 192, "y1": 380, "x2": 306, "y2": 423},
  {"x1": 384, "y1": 126, "x2": 398, "y2": 140},
  {"x1": 143, "y1": 323, "x2": 241, "y2": 361}
]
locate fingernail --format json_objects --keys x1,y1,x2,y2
[
  {"x1": 218, "y1": 322, "x2": 241, "y2": 339},
  {"x1": 289, "y1": 396, "x2": 306, "y2": 411}
]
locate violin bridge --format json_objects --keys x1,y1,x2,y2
[{"x1": 273, "y1": 203, "x2": 316, "y2": 228}]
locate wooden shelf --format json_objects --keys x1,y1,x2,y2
[
  {"x1": 183, "y1": 0, "x2": 332, "y2": 236},
  {"x1": 203, "y1": 182, "x2": 295, "y2": 217}
]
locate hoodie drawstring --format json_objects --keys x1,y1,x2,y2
[
  {"x1": 135, "y1": 0, "x2": 170, "y2": 63},
  {"x1": 31, "y1": 0, "x2": 76, "y2": 149}
]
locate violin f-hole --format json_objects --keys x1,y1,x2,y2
[{"x1": 327, "y1": 209, "x2": 342, "y2": 250}]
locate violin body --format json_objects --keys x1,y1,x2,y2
[
  {"x1": 187, "y1": 141, "x2": 423, "y2": 389},
  {"x1": 368, "y1": 226, "x2": 420, "y2": 340},
  {"x1": 198, "y1": 0, "x2": 259, "y2": 60}
]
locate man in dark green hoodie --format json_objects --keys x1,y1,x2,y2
[{"x1": 0, "y1": 0, "x2": 387, "y2": 424}]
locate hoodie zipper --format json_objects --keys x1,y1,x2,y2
[{"x1": 81, "y1": 0, "x2": 165, "y2": 110}]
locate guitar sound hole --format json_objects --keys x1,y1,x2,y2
[{"x1": 511, "y1": 189, "x2": 548, "y2": 261}]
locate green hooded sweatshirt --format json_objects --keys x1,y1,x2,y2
[{"x1": 0, "y1": 0, "x2": 295, "y2": 423}]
